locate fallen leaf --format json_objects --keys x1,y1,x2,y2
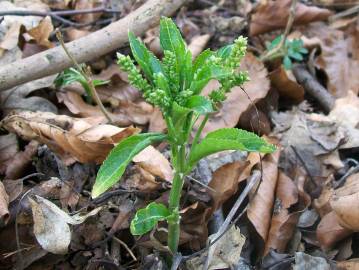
[
  {"x1": 3, "y1": 178, "x2": 24, "y2": 202},
  {"x1": 73, "y1": 0, "x2": 103, "y2": 24},
  {"x1": 337, "y1": 259, "x2": 359, "y2": 270},
  {"x1": 247, "y1": 150, "x2": 280, "y2": 242},
  {"x1": 57, "y1": 91, "x2": 153, "y2": 126},
  {"x1": 264, "y1": 172, "x2": 299, "y2": 254},
  {"x1": 0, "y1": 182, "x2": 10, "y2": 227},
  {"x1": 330, "y1": 173, "x2": 359, "y2": 231},
  {"x1": 293, "y1": 252, "x2": 330, "y2": 270},
  {"x1": 0, "y1": 75, "x2": 57, "y2": 115},
  {"x1": 1, "y1": 111, "x2": 140, "y2": 164},
  {"x1": 304, "y1": 23, "x2": 359, "y2": 97},
  {"x1": 26, "y1": 16, "x2": 54, "y2": 48},
  {"x1": 202, "y1": 52, "x2": 270, "y2": 134},
  {"x1": 186, "y1": 226, "x2": 245, "y2": 270},
  {"x1": 250, "y1": 0, "x2": 332, "y2": 36},
  {"x1": 29, "y1": 195, "x2": 102, "y2": 254},
  {"x1": 0, "y1": 134, "x2": 18, "y2": 174},
  {"x1": 269, "y1": 66, "x2": 305, "y2": 102},
  {"x1": 3, "y1": 140, "x2": 39, "y2": 179},
  {"x1": 132, "y1": 145, "x2": 173, "y2": 182},
  {"x1": 0, "y1": 21, "x2": 22, "y2": 56},
  {"x1": 316, "y1": 211, "x2": 352, "y2": 249},
  {"x1": 188, "y1": 34, "x2": 211, "y2": 58}
]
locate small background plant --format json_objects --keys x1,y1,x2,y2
[{"x1": 91, "y1": 17, "x2": 275, "y2": 263}]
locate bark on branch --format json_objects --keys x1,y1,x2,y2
[{"x1": 0, "y1": 0, "x2": 186, "y2": 91}]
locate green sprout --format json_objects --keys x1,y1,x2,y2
[
  {"x1": 266, "y1": 35, "x2": 308, "y2": 70},
  {"x1": 91, "y1": 17, "x2": 275, "y2": 262}
]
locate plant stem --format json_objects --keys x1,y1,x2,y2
[{"x1": 167, "y1": 144, "x2": 186, "y2": 254}]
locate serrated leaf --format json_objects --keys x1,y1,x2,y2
[
  {"x1": 283, "y1": 55, "x2": 292, "y2": 70},
  {"x1": 185, "y1": 95, "x2": 213, "y2": 115},
  {"x1": 130, "y1": 202, "x2": 170, "y2": 235},
  {"x1": 92, "y1": 133, "x2": 167, "y2": 198},
  {"x1": 128, "y1": 32, "x2": 162, "y2": 82},
  {"x1": 187, "y1": 128, "x2": 276, "y2": 171}
]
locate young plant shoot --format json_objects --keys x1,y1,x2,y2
[{"x1": 91, "y1": 17, "x2": 275, "y2": 256}]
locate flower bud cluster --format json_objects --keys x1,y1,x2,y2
[
  {"x1": 225, "y1": 36, "x2": 247, "y2": 69},
  {"x1": 162, "y1": 50, "x2": 179, "y2": 94}
]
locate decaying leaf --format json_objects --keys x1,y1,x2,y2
[
  {"x1": 186, "y1": 226, "x2": 245, "y2": 270},
  {"x1": 1, "y1": 111, "x2": 139, "y2": 164},
  {"x1": 250, "y1": 0, "x2": 332, "y2": 36},
  {"x1": 0, "y1": 182, "x2": 10, "y2": 227},
  {"x1": 29, "y1": 195, "x2": 102, "y2": 254},
  {"x1": 202, "y1": 53, "x2": 270, "y2": 134},
  {"x1": 293, "y1": 252, "x2": 330, "y2": 270},
  {"x1": 0, "y1": 134, "x2": 18, "y2": 174},
  {"x1": 0, "y1": 75, "x2": 57, "y2": 115}
]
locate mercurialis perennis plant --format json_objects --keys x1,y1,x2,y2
[{"x1": 91, "y1": 17, "x2": 275, "y2": 258}]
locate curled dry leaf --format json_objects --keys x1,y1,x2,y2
[
  {"x1": 1, "y1": 111, "x2": 139, "y2": 164},
  {"x1": 132, "y1": 145, "x2": 173, "y2": 182},
  {"x1": 269, "y1": 66, "x2": 305, "y2": 102},
  {"x1": 0, "y1": 182, "x2": 10, "y2": 227},
  {"x1": 29, "y1": 195, "x2": 102, "y2": 254},
  {"x1": 202, "y1": 53, "x2": 270, "y2": 134},
  {"x1": 264, "y1": 172, "x2": 299, "y2": 254},
  {"x1": 26, "y1": 16, "x2": 54, "y2": 48},
  {"x1": 250, "y1": 0, "x2": 332, "y2": 36},
  {"x1": 247, "y1": 150, "x2": 280, "y2": 242}
]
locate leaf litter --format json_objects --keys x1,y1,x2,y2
[{"x1": 1, "y1": 0, "x2": 359, "y2": 269}]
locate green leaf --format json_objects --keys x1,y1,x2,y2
[
  {"x1": 128, "y1": 32, "x2": 162, "y2": 81},
  {"x1": 190, "y1": 65, "x2": 232, "y2": 95},
  {"x1": 299, "y1": 47, "x2": 308, "y2": 54},
  {"x1": 185, "y1": 95, "x2": 213, "y2": 115},
  {"x1": 187, "y1": 128, "x2": 276, "y2": 171},
  {"x1": 193, "y1": 49, "x2": 214, "y2": 74},
  {"x1": 92, "y1": 133, "x2": 167, "y2": 198},
  {"x1": 268, "y1": 35, "x2": 283, "y2": 50},
  {"x1": 283, "y1": 55, "x2": 292, "y2": 70},
  {"x1": 130, "y1": 202, "x2": 170, "y2": 235},
  {"x1": 93, "y1": 79, "x2": 110, "y2": 87},
  {"x1": 289, "y1": 51, "x2": 303, "y2": 61},
  {"x1": 159, "y1": 17, "x2": 186, "y2": 56},
  {"x1": 217, "y1": 44, "x2": 233, "y2": 59}
]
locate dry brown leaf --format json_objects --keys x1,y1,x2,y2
[
  {"x1": 250, "y1": 0, "x2": 332, "y2": 36},
  {"x1": 303, "y1": 23, "x2": 359, "y2": 97},
  {"x1": 26, "y1": 16, "x2": 54, "y2": 48},
  {"x1": 269, "y1": 66, "x2": 305, "y2": 102},
  {"x1": 337, "y1": 259, "x2": 359, "y2": 270},
  {"x1": 264, "y1": 172, "x2": 299, "y2": 254},
  {"x1": 57, "y1": 91, "x2": 153, "y2": 126},
  {"x1": 133, "y1": 145, "x2": 173, "y2": 182},
  {"x1": 202, "y1": 52, "x2": 270, "y2": 134},
  {"x1": 65, "y1": 28, "x2": 91, "y2": 41},
  {"x1": 0, "y1": 134, "x2": 18, "y2": 174},
  {"x1": 1, "y1": 111, "x2": 139, "y2": 165},
  {"x1": 330, "y1": 173, "x2": 359, "y2": 231},
  {"x1": 316, "y1": 211, "x2": 352, "y2": 249},
  {"x1": 247, "y1": 150, "x2": 280, "y2": 242},
  {"x1": 3, "y1": 178, "x2": 24, "y2": 203},
  {"x1": 0, "y1": 21, "x2": 22, "y2": 56},
  {"x1": 0, "y1": 182, "x2": 10, "y2": 227},
  {"x1": 208, "y1": 161, "x2": 250, "y2": 213},
  {"x1": 188, "y1": 34, "x2": 211, "y2": 59},
  {"x1": 73, "y1": 0, "x2": 103, "y2": 23}
]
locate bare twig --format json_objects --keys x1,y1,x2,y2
[
  {"x1": 259, "y1": 0, "x2": 298, "y2": 62},
  {"x1": 0, "y1": 7, "x2": 120, "y2": 27},
  {"x1": 112, "y1": 236, "x2": 137, "y2": 262},
  {"x1": 292, "y1": 64, "x2": 335, "y2": 113},
  {"x1": 0, "y1": 0, "x2": 187, "y2": 91},
  {"x1": 56, "y1": 30, "x2": 113, "y2": 123},
  {"x1": 329, "y1": 4, "x2": 359, "y2": 21}
]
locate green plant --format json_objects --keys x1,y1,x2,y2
[
  {"x1": 265, "y1": 35, "x2": 308, "y2": 69},
  {"x1": 91, "y1": 17, "x2": 275, "y2": 259}
]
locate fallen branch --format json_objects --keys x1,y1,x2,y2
[
  {"x1": 0, "y1": 0, "x2": 187, "y2": 91},
  {"x1": 292, "y1": 64, "x2": 335, "y2": 113}
]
